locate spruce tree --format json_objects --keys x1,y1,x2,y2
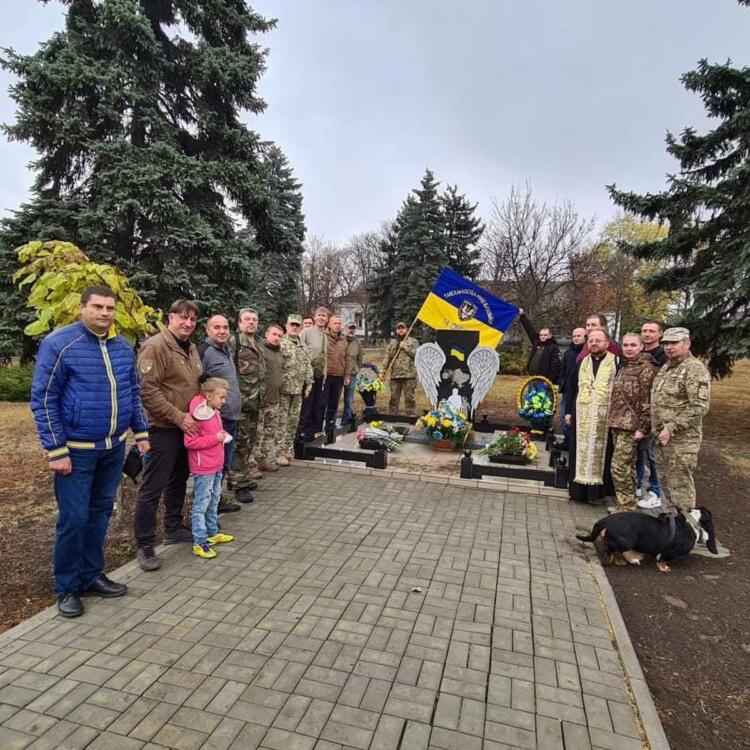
[
  {"x1": 390, "y1": 170, "x2": 446, "y2": 328},
  {"x1": 369, "y1": 169, "x2": 484, "y2": 336},
  {"x1": 0, "y1": 0, "x2": 304, "y2": 354},
  {"x1": 609, "y1": 1, "x2": 750, "y2": 376},
  {"x1": 442, "y1": 184, "x2": 483, "y2": 279},
  {"x1": 369, "y1": 227, "x2": 398, "y2": 339}
]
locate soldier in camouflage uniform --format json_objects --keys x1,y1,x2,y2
[
  {"x1": 229, "y1": 308, "x2": 266, "y2": 500},
  {"x1": 251, "y1": 324, "x2": 284, "y2": 472},
  {"x1": 650, "y1": 327, "x2": 710, "y2": 515},
  {"x1": 384, "y1": 321, "x2": 419, "y2": 414},
  {"x1": 606, "y1": 333, "x2": 658, "y2": 511},
  {"x1": 276, "y1": 315, "x2": 314, "y2": 465}
]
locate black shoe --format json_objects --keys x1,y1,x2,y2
[
  {"x1": 164, "y1": 527, "x2": 193, "y2": 545},
  {"x1": 235, "y1": 488, "x2": 255, "y2": 504},
  {"x1": 217, "y1": 500, "x2": 241, "y2": 514},
  {"x1": 58, "y1": 593, "x2": 84, "y2": 618},
  {"x1": 80, "y1": 575, "x2": 128, "y2": 598},
  {"x1": 246, "y1": 481, "x2": 258, "y2": 491}
]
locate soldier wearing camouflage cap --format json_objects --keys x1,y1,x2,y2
[
  {"x1": 646, "y1": 327, "x2": 710, "y2": 515},
  {"x1": 275, "y1": 315, "x2": 314, "y2": 465}
]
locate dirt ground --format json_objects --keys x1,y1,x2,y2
[{"x1": 1, "y1": 358, "x2": 748, "y2": 749}]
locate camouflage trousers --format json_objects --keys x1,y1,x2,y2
[
  {"x1": 610, "y1": 428, "x2": 638, "y2": 509},
  {"x1": 230, "y1": 410, "x2": 259, "y2": 490},
  {"x1": 276, "y1": 391, "x2": 303, "y2": 458},
  {"x1": 389, "y1": 378, "x2": 417, "y2": 415},
  {"x1": 251, "y1": 403, "x2": 281, "y2": 467},
  {"x1": 655, "y1": 440, "x2": 699, "y2": 514}
]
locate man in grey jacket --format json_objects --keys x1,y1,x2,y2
[{"x1": 200, "y1": 315, "x2": 251, "y2": 509}]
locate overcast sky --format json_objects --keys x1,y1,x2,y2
[{"x1": 2, "y1": 0, "x2": 749, "y2": 243}]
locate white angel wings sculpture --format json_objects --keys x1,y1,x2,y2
[{"x1": 415, "y1": 342, "x2": 499, "y2": 416}]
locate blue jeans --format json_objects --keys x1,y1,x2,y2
[
  {"x1": 53, "y1": 443, "x2": 125, "y2": 595},
  {"x1": 191, "y1": 472, "x2": 222, "y2": 545},
  {"x1": 342, "y1": 378, "x2": 357, "y2": 423},
  {"x1": 221, "y1": 419, "x2": 237, "y2": 478},
  {"x1": 636, "y1": 441, "x2": 661, "y2": 496},
  {"x1": 561, "y1": 393, "x2": 571, "y2": 444}
]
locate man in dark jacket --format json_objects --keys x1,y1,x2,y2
[
  {"x1": 518, "y1": 310, "x2": 561, "y2": 382},
  {"x1": 557, "y1": 327, "x2": 586, "y2": 449},
  {"x1": 30, "y1": 286, "x2": 150, "y2": 617},
  {"x1": 201, "y1": 314, "x2": 245, "y2": 512}
]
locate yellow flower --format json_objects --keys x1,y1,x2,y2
[
  {"x1": 441, "y1": 418, "x2": 452, "y2": 428},
  {"x1": 427, "y1": 415, "x2": 438, "y2": 427},
  {"x1": 370, "y1": 421, "x2": 381, "y2": 428}
]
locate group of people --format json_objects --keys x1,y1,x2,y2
[
  {"x1": 521, "y1": 311, "x2": 711, "y2": 518},
  {"x1": 29, "y1": 287, "x2": 385, "y2": 618}
]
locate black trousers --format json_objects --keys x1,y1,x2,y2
[
  {"x1": 297, "y1": 376, "x2": 326, "y2": 441},
  {"x1": 323, "y1": 376, "x2": 344, "y2": 432},
  {"x1": 134, "y1": 427, "x2": 189, "y2": 547}
]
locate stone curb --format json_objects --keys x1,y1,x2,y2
[
  {"x1": 589, "y1": 557, "x2": 672, "y2": 750},
  {"x1": 290, "y1": 457, "x2": 569, "y2": 498}
]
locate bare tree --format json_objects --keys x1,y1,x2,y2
[
  {"x1": 481, "y1": 183, "x2": 595, "y2": 325},
  {"x1": 299, "y1": 235, "x2": 349, "y2": 313},
  {"x1": 340, "y1": 228, "x2": 387, "y2": 340}
]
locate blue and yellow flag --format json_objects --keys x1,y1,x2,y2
[{"x1": 417, "y1": 267, "x2": 518, "y2": 348}]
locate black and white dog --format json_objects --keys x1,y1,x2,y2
[{"x1": 575, "y1": 508, "x2": 718, "y2": 572}]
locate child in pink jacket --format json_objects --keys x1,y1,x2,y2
[{"x1": 184, "y1": 378, "x2": 235, "y2": 558}]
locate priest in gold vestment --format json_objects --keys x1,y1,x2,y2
[{"x1": 564, "y1": 328, "x2": 617, "y2": 504}]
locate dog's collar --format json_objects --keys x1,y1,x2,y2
[{"x1": 656, "y1": 515, "x2": 678, "y2": 561}]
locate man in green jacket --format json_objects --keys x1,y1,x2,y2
[
  {"x1": 229, "y1": 307, "x2": 266, "y2": 500},
  {"x1": 384, "y1": 322, "x2": 419, "y2": 415},
  {"x1": 342, "y1": 323, "x2": 363, "y2": 423}
]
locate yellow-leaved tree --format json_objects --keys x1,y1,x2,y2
[{"x1": 13, "y1": 241, "x2": 162, "y2": 343}]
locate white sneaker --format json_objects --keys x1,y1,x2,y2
[
  {"x1": 637, "y1": 491, "x2": 662, "y2": 510},
  {"x1": 635, "y1": 487, "x2": 643, "y2": 499}
]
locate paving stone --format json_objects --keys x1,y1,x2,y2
[
  {"x1": 0, "y1": 726, "x2": 34, "y2": 750},
  {"x1": 0, "y1": 472, "x2": 650, "y2": 750},
  {"x1": 86, "y1": 732, "x2": 145, "y2": 750}
]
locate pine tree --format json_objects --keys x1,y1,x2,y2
[
  {"x1": 369, "y1": 170, "x2": 484, "y2": 336},
  {"x1": 442, "y1": 184, "x2": 483, "y2": 279},
  {"x1": 608, "y1": 3, "x2": 750, "y2": 376},
  {"x1": 241, "y1": 145, "x2": 305, "y2": 325},
  {"x1": 0, "y1": 0, "x2": 305, "y2": 354},
  {"x1": 368, "y1": 227, "x2": 398, "y2": 339},
  {"x1": 390, "y1": 170, "x2": 446, "y2": 328}
]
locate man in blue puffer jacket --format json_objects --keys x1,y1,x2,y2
[{"x1": 30, "y1": 286, "x2": 150, "y2": 618}]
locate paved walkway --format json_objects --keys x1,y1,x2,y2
[{"x1": 0, "y1": 467, "x2": 652, "y2": 750}]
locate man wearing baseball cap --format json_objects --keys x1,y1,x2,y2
[
  {"x1": 646, "y1": 327, "x2": 710, "y2": 514},
  {"x1": 342, "y1": 323, "x2": 363, "y2": 424},
  {"x1": 276, "y1": 314, "x2": 313, "y2": 464}
]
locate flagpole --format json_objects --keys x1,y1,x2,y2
[{"x1": 381, "y1": 314, "x2": 419, "y2": 382}]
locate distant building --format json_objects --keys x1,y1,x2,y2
[{"x1": 332, "y1": 293, "x2": 367, "y2": 337}]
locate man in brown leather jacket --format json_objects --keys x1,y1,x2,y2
[
  {"x1": 134, "y1": 299, "x2": 203, "y2": 570},
  {"x1": 322, "y1": 314, "x2": 351, "y2": 434},
  {"x1": 607, "y1": 332, "x2": 658, "y2": 511}
]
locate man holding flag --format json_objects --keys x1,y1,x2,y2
[{"x1": 384, "y1": 322, "x2": 419, "y2": 414}]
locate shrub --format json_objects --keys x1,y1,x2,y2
[
  {"x1": 498, "y1": 345, "x2": 526, "y2": 375},
  {"x1": 0, "y1": 364, "x2": 33, "y2": 401}
]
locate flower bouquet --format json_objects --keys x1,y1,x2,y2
[
  {"x1": 517, "y1": 376, "x2": 557, "y2": 434},
  {"x1": 416, "y1": 401, "x2": 470, "y2": 451},
  {"x1": 476, "y1": 427, "x2": 538, "y2": 464},
  {"x1": 356, "y1": 363, "x2": 387, "y2": 415},
  {"x1": 356, "y1": 421, "x2": 404, "y2": 451}
]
